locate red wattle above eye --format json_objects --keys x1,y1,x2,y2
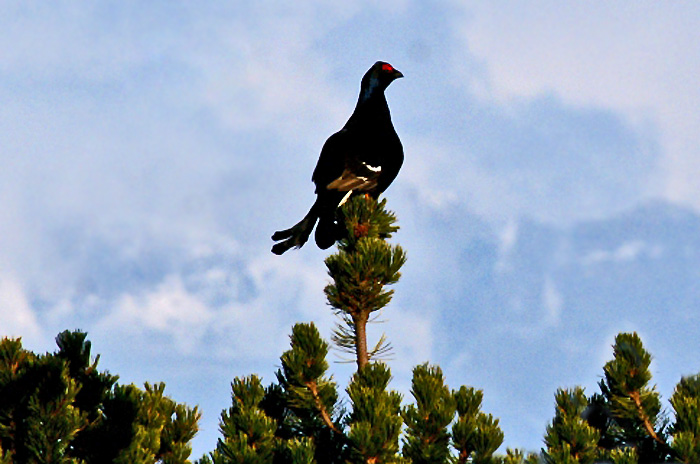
[{"x1": 381, "y1": 63, "x2": 394, "y2": 72}]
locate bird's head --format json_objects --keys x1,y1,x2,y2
[{"x1": 360, "y1": 61, "x2": 403, "y2": 101}]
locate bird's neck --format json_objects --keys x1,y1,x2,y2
[
  {"x1": 359, "y1": 76, "x2": 382, "y2": 104},
  {"x1": 344, "y1": 76, "x2": 392, "y2": 129},
  {"x1": 347, "y1": 93, "x2": 391, "y2": 129},
  {"x1": 357, "y1": 90, "x2": 387, "y2": 107},
  {"x1": 354, "y1": 83, "x2": 390, "y2": 114}
]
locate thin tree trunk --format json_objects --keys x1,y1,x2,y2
[{"x1": 354, "y1": 311, "x2": 369, "y2": 370}]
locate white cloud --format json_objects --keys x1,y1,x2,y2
[
  {"x1": 398, "y1": 136, "x2": 462, "y2": 209},
  {"x1": 80, "y1": 244, "x2": 331, "y2": 359},
  {"x1": 458, "y1": 1, "x2": 700, "y2": 209},
  {"x1": 495, "y1": 219, "x2": 519, "y2": 272},
  {"x1": 542, "y1": 277, "x2": 562, "y2": 326},
  {"x1": 460, "y1": 2, "x2": 699, "y2": 116},
  {"x1": 582, "y1": 240, "x2": 663, "y2": 266},
  {"x1": 213, "y1": 253, "x2": 330, "y2": 361},
  {"x1": 385, "y1": 306, "x2": 433, "y2": 365},
  {"x1": 105, "y1": 275, "x2": 214, "y2": 354},
  {"x1": 0, "y1": 3, "x2": 182, "y2": 82},
  {"x1": 0, "y1": 276, "x2": 41, "y2": 343},
  {"x1": 185, "y1": 3, "x2": 368, "y2": 137}
]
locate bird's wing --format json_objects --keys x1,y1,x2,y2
[
  {"x1": 325, "y1": 159, "x2": 381, "y2": 192},
  {"x1": 312, "y1": 130, "x2": 348, "y2": 191},
  {"x1": 313, "y1": 130, "x2": 382, "y2": 193}
]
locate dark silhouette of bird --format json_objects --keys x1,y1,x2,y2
[{"x1": 271, "y1": 61, "x2": 404, "y2": 255}]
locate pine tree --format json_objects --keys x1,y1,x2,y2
[
  {"x1": 597, "y1": 333, "x2": 667, "y2": 460},
  {"x1": 324, "y1": 196, "x2": 406, "y2": 370},
  {"x1": 669, "y1": 374, "x2": 700, "y2": 463},
  {"x1": 451, "y1": 386, "x2": 505, "y2": 464},
  {"x1": 0, "y1": 330, "x2": 200, "y2": 463},
  {"x1": 542, "y1": 387, "x2": 600, "y2": 464},
  {"x1": 345, "y1": 362, "x2": 404, "y2": 463},
  {"x1": 402, "y1": 364, "x2": 455, "y2": 463},
  {"x1": 539, "y1": 332, "x2": 700, "y2": 463},
  {"x1": 205, "y1": 323, "x2": 338, "y2": 464},
  {"x1": 208, "y1": 375, "x2": 279, "y2": 463},
  {"x1": 206, "y1": 197, "x2": 510, "y2": 463}
]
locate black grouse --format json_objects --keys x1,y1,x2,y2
[{"x1": 271, "y1": 61, "x2": 404, "y2": 255}]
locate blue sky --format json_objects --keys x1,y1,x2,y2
[{"x1": 2, "y1": 1, "x2": 699, "y2": 458}]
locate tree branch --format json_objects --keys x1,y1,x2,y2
[
  {"x1": 306, "y1": 379, "x2": 342, "y2": 435},
  {"x1": 629, "y1": 390, "x2": 665, "y2": 445}
]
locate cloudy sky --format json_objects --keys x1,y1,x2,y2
[{"x1": 2, "y1": 1, "x2": 699, "y2": 458}]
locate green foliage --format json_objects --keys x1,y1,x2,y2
[
  {"x1": 325, "y1": 196, "x2": 406, "y2": 368},
  {"x1": 206, "y1": 323, "x2": 343, "y2": 464},
  {"x1": 325, "y1": 238, "x2": 406, "y2": 314},
  {"x1": 452, "y1": 386, "x2": 505, "y2": 464},
  {"x1": 608, "y1": 447, "x2": 639, "y2": 464},
  {"x1": 0, "y1": 331, "x2": 200, "y2": 464},
  {"x1": 402, "y1": 364, "x2": 456, "y2": 464},
  {"x1": 669, "y1": 374, "x2": 700, "y2": 463},
  {"x1": 8, "y1": 173, "x2": 700, "y2": 464},
  {"x1": 276, "y1": 323, "x2": 344, "y2": 463},
  {"x1": 346, "y1": 363, "x2": 404, "y2": 463},
  {"x1": 539, "y1": 332, "x2": 700, "y2": 463},
  {"x1": 284, "y1": 438, "x2": 316, "y2": 464},
  {"x1": 113, "y1": 382, "x2": 201, "y2": 464},
  {"x1": 209, "y1": 375, "x2": 277, "y2": 464},
  {"x1": 207, "y1": 317, "x2": 505, "y2": 464},
  {"x1": 469, "y1": 413, "x2": 504, "y2": 464},
  {"x1": 336, "y1": 196, "x2": 400, "y2": 251},
  {"x1": 278, "y1": 324, "x2": 338, "y2": 416},
  {"x1": 502, "y1": 448, "x2": 540, "y2": 464},
  {"x1": 0, "y1": 448, "x2": 11, "y2": 464},
  {"x1": 601, "y1": 334, "x2": 662, "y2": 436},
  {"x1": 590, "y1": 333, "x2": 669, "y2": 462},
  {"x1": 208, "y1": 197, "x2": 700, "y2": 464},
  {"x1": 207, "y1": 197, "x2": 509, "y2": 463},
  {"x1": 542, "y1": 388, "x2": 600, "y2": 464}
]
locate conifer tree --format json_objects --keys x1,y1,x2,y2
[
  {"x1": 324, "y1": 196, "x2": 406, "y2": 370},
  {"x1": 402, "y1": 364, "x2": 455, "y2": 463},
  {"x1": 0, "y1": 330, "x2": 200, "y2": 463},
  {"x1": 596, "y1": 333, "x2": 667, "y2": 460},
  {"x1": 540, "y1": 332, "x2": 700, "y2": 463},
  {"x1": 542, "y1": 387, "x2": 599, "y2": 464},
  {"x1": 206, "y1": 375, "x2": 280, "y2": 463},
  {"x1": 204, "y1": 323, "x2": 338, "y2": 464},
  {"x1": 345, "y1": 362, "x2": 404, "y2": 463},
  {"x1": 451, "y1": 386, "x2": 506, "y2": 464},
  {"x1": 205, "y1": 197, "x2": 510, "y2": 463},
  {"x1": 273, "y1": 323, "x2": 344, "y2": 463},
  {"x1": 669, "y1": 374, "x2": 700, "y2": 463}
]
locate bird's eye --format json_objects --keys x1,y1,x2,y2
[{"x1": 381, "y1": 63, "x2": 394, "y2": 72}]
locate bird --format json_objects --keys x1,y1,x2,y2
[{"x1": 271, "y1": 61, "x2": 404, "y2": 255}]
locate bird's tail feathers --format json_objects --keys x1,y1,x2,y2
[
  {"x1": 315, "y1": 190, "x2": 352, "y2": 249},
  {"x1": 315, "y1": 214, "x2": 344, "y2": 250},
  {"x1": 271, "y1": 205, "x2": 319, "y2": 255}
]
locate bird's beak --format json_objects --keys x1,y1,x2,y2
[{"x1": 394, "y1": 69, "x2": 404, "y2": 79}]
